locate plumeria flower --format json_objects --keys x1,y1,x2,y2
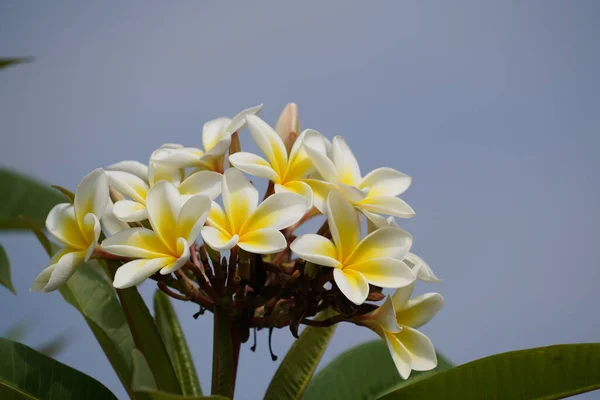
[
  {"x1": 356, "y1": 285, "x2": 444, "y2": 379},
  {"x1": 107, "y1": 147, "x2": 221, "y2": 222},
  {"x1": 106, "y1": 160, "x2": 149, "y2": 183},
  {"x1": 302, "y1": 131, "x2": 415, "y2": 221},
  {"x1": 31, "y1": 169, "x2": 109, "y2": 293},
  {"x1": 229, "y1": 114, "x2": 332, "y2": 211},
  {"x1": 152, "y1": 105, "x2": 263, "y2": 173},
  {"x1": 101, "y1": 181, "x2": 211, "y2": 288},
  {"x1": 291, "y1": 191, "x2": 416, "y2": 305},
  {"x1": 201, "y1": 168, "x2": 307, "y2": 254}
]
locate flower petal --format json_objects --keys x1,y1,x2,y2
[
  {"x1": 246, "y1": 114, "x2": 288, "y2": 176},
  {"x1": 160, "y1": 238, "x2": 190, "y2": 274},
  {"x1": 178, "y1": 170, "x2": 222, "y2": 200},
  {"x1": 177, "y1": 194, "x2": 211, "y2": 244},
  {"x1": 396, "y1": 292, "x2": 445, "y2": 329},
  {"x1": 223, "y1": 104, "x2": 263, "y2": 136},
  {"x1": 112, "y1": 200, "x2": 148, "y2": 222},
  {"x1": 275, "y1": 181, "x2": 313, "y2": 209},
  {"x1": 101, "y1": 200, "x2": 130, "y2": 236},
  {"x1": 152, "y1": 147, "x2": 204, "y2": 169},
  {"x1": 106, "y1": 171, "x2": 149, "y2": 203},
  {"x1": 107, "y1": 160, "x2": 149, "y2": 183},
  {"x1": 391, "y1": 282, "x2": 415, "y2": 311},
  {"x1": 46, "y1": 203, "x2": 88, "y2": 249},
  {"x1": 302, "y1": 179, "x2": 334, "y2": 214},
  {"x1": 203, "y1": 117, "x2": 231, "y2": 151},
  {"x1": 81, "y1": 213, "x2": 102, "y2": 254},
  {"x1": 149, "y1": 147, "x2": 184, "y2": 186},
  {"x1": 102, "y1": 227, "x2": 171, "y2": 258},
  {"x1": 346, "y1": 227, "x2": 413, "y2": 266},
  {"x1": 347, "y1": 257, "x2": 415, "y2": 288},
  {"x1": 145, "y1": 181, "x2": 181, "y2": 251},
  {"x1": 199, "y1": 137, "x2": 230, "y2": 167},
  {"x1": 395, "y1": 326, "x2": 438, "y2": 371},
  {"x1": 326, "y1": 191, "x2": 360, "y2": 263},
  {"x1": 40, "y1": 250, "x2": 87, "y2": 293},
  {"x1": 358, "y1": 196, "x2": 415, "y2": 218},
  {"x1": 284, "y1": 130, "x2": 314, "y2": 181},
  {"x1": 238, "y1": 229, "x2": 287, "y2": 254},
  {"x1": 290, "y1": 234, "x2": 340, "y2": 268},
  {"x1": 242, "y1": 192, "x2": 307, "y2": 233},
  {"x1": 357, "y1": 296, "x2": 401, "y2": 334},
  {"x1": 229, "y1": 152, "x2": 279, "y2": 181},
  {"x1": 334, "y1": 268, "x2": 369, "y2": 305},
  {"x1": 113, "y1": 257, "x2": 173, "y2": 289},
  {"x1": 332, "y1": 136, "x2": 361, "y2": 186},
  {"x1": 359, "y1": 167, "x2": 411, "y2": 197},
  {"x1": 74, "y1": 168, "x2": 109, "y2": 224},
  {"x1": 302, "y1": 130, "x2": 338, "y2": 183},
  {"x1": 405, "y1": 253, "x2": 440, "y2": 283},
  {"x1": 335, "y1": 182, "x2": 368, "y2": 203},
  {"x1": 201, "y1": 226, "x2": 238, "y2": 251},
  {"x1": 384, "y1": 331, "x2": 413, "y2": 379},
  {"x1": 207, "y1": 201, "x2": 231, "y2": 235},
  {"x1": 221, "y1": 168, "x2": 258, "y2": 233},
  {"x1": 30, "y1": 246, "x2": 71, "y2": 292}
]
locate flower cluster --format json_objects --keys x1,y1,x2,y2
[{"x1": 31, "y1": 103, "x2": 443, "y2": 379}]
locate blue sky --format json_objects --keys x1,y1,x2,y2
[{"x1": 1, "y1": 1, "x2": 599, "y2": 398}]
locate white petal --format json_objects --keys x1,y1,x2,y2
[
  {"x1": 242, "y1": 192, "x2": 307, "y2": 233},
  {"x1": 326, "y1": 191, "x2": 360, "y2": 263},
  {"x1": 40, "y1": 250, "x2": 87, "y2": 293},
  {"x1": 177, "y1": 194, "x2": 211, "y2": 244},
  {"x1": 302, "y1": 179, "x2": 334, "y2": 214},
  {"x1": 358, "y1": 196, "x2": 415, "y2": 219},
  {"x1": 112, "y1": 200, "x2": 148, "y2": 222},
  {"x1": 201, "y1": 226, "x2": 238, "y2": 251},
  {"x1": 332, "y1": 136, "x2": 361, "y2": 186},
  {"x1": 101, "y1": 227, "x2": 171, "y2": 258},
  {"x1": 178, "y1": 170, "x2": 222, "y2": 200},
  {"x1": 74, "y1": 168, "x2": 109, "y2": 224},
  {"x1": 290, "y1": 234, "x2": 340, "y2": 268},
  {"x1": 149, "y1": 147, "x2": 184, "y2": 186},
  {"x1": 396, "y1": 326, "x2": 438, "y2": 371},
  {"x1": 302, "y1": 129, "x2": 338, "y2": 183},
  {"x1": 31, "y1": 264, "x2": 55, "y2": 292},
  {"x1": 396, "y1": 292, "x2": 445, "y2": 329},
  {"x1": 207, "y1": 201, "x2": 231, "y2": 233},
  {"x1": 285, "y1": 130, "x2": 315, "y2": 181},
  {"x1": 160, "y1": 238, "x2": 190, "y2": 274},
  {"x1": 106, "y1": 161, "x2": 149, "y2": 183},
  {"x1": 246, "y1": 114, "x2": 288, "y2": 176},
  {"x1": 362, "y1": 210, "x2": 398, "y2": 233},
  {"x1": 199, "y1": 137, "x2": 230, "y2": 166},
  {"x1": 46, "y1": 203, "x2": 88, "y2": 249},
  {"x1": 335, "y1": 182, "x2": 368, "y2": 203},
  {"x1": 229, "y1": 152, "x2": 279, "y2": 181},
  {"x1": 405, "y1": 253, "x2": 440, "y2": 283},
  {"x1": 221, "y1": 168, "x2": 258, "y2": 233},
  {"x1": 145, "y1": 181, "x2": 182, "y2": 251},
  {"x1": 360, "y1": 167, "x2": 411, "y2": 197},
  {"x1": 152, "y1": 147, "x2": 203, "y2": 169},
  {"x1": 81, "y1": 213, "x2": 102, "y2": 256},
  {"x1": 113, "y1": 257, "x2": 173, "y2": 289},
  {"x1": 202, "y1": 117, "x2": 231, "y2": 151},
  {"x1": 224, "y1": 104, "x2": 263, "y2": 135},
  {"x1": 333, "y1": 268, "x2": 369, "y2": 305},
  {"x1": 346, "y1": 227, "x2": 413, "y2": 266},
  {"x1": 384, "y1": 332, "x2": 413, "y2": 379},
  {"x1": 106, "y1": 171, "x2": 149, "y2": 203},
  {"x1": 101, "y1": 200, "x2": 130, "y2": 236},
  {"x1": 391, "y1": 282, "x2": 415, "y2": 311},
  {"x1": 347, "y1": 258, "x2": 415, "y2": 288},
  {"x1": 357, "y1": 296, "x2": 401, "y2": 334},
  {"x1": 238, "y1": 228, "x2": 287, "y2": 254},
  {"x1": 275, "y1": 181, "x2": 313, "y2": 209}
]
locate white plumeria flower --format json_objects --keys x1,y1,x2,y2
[
  {"x1": 290, "y1": 191, "x2": 416, "y2": 305},
  {"x1": 31, "y1": 169, "x2": 109, "y2": 293},
  {"x1": 101, "y1": 199, "x2": 130, "y2": 236},
  {"x1": 229, "y1": 115, "x2": 332, "y2": 212},
  {"x1": 106, "y1": 160, "x2": 149, "y2": 183},
  {"x1": 107, "y1": 147, "x2": 221, "y2": 223},
  {"x1": 101, "y1": 181, "x2": 211, "y2": 289},
  {"x1": 152, "y1": 105, "x2": 263, "y2": 173},
  {"x1": 356, "y1": 285, "x2": 444, "y2": 379},
  {"x1": 303, "y1": 131, "x2": 415, "y2": 221},
  {"x1": 201, "y1": 168, "x2": 307, "y2": 254}
]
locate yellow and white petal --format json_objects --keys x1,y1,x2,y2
[
  {"x1": 145, "y1": 181, "x2": 181, "y2": 251},
  {"x1": 302, "y1": 130, "x2": 338, "y2": 183},
  {"x1": 153, "y1": 147, "x2": 203, "y2": 169},
  {"x1": 284, "y1": 130, "x2": 314, "y2": 181},
  {"x1": 346, "y1": 227, "x2": 413, "y2": 266},
  {"x1": 357, "y1": 196, "x2": 415, "y2": 219},
  {"x1": 160, "y1": 238, "x2": 190, "y2": 274},
  {"x1": 113, "y1": 200, "x2": 148, "y2": 222},
  {"x1": 360, "y1": 167, "x2": 411, "y2": 197},
  {"x1": 40, "y1": 250, "x2": 87, "y2": 293},
  {"x1": 199, "y1": 137, "x2": 231, "y2": 164},
  {"x1": 335, "y1": 182, "x2": 368, "y2": 203},
  {"x1": 201, "y1": 226, "x2": 238, "y2": 251},
  {"x1": 229, "y1": 152, "x2": 279, "y2": 182},
  {"x1": 405, "y1": 253, "x2": 440, "y2": 283},
  {"x1": 74, "y1": 168, "x2": 110, "y2": 224},
  {"x1": 383, "y1": 332, "x2": 413, "y2": 379},
  {"x1": 46, "y1": 203, "x2": 88, "y2": 249},
  {"x1": 238, "y1": 228, "x2": 287, "y2": 255},
  {"x1": 207, "y1": 201, "x2": 231, "y2": 235},
  {"x1": 242, "y1": 192, "x2": 307, "y2": 233},
  {"x1": 148, "y1": 160, "x2": 183, "y2": 187},
  {"x1": 246, "y1": 114, "x2": 288, "y2": 176},
  {"x1": 113, "y1": 257, "x2": 174, "y2": 289},
  {"x1": 81, "y1": 213, "x2": 102, "y2": 255},
  {"x1": 106, "y1": 171, "x2": 149, "y2": 203},
  {"x1": 333, "y1": 268, "x2": 369, "y2": 305},
  {"x1": 347, "y1": 257, "x2": 415, "y2": 289},
  {"x1": 107, "y1": 160, "x2": 149, "y2": 183},
  {"x1": 332, "y1": 136, "x2": 361, "y2": 186},
  {"x1": 290, "y1": 234, "x2": 340, "y2": 268},
  {"x1": 221, "y1": 168, "x2": 258, "y2": 233},
  {"x1": 275, "y1": 181, "x2": 313, "y2": 209},
  {"x1": 357, "y1": 296, "x2": 401, "y2": 334},
  {"x1": 395, "y1": 326, "x2": 437, "y2": 371},
  {"x1": 326, "y1": 191, "x2": 360, "y2": 263},
  {"x1": 390, "y1": 282, "x2": 415, "y2": 311},
  {"x1": 223, "y1": 104, "x2": 263, "y2": 136},
  {"x1": 302, "y1": 179, "x2": 334, "y2": 214},
  {"x1": 101, "y1": 200, "x2": 130, "y2": 236},
  {"x1": 362, "y1": 210, "x2": 397, "y2": 233},
  {"x1": 176, "y1": 194, "x2": 211, "y2": 245},
  {"x1": 396, "y1": 292, "x2": 445, "y2": 329},
  {"x1": 101, "y1": 227, "x2": 171, "y2": 258},
  {"x1": 178, "y1": 170, "x2": 222, "y2": 200},
  {"x1": 202, "y1": 117, "x2": 231, "y2": 151}
]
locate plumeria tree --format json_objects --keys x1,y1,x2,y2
[{"x1": 1, "y1": 91, "x2": 600, "y2": 399}]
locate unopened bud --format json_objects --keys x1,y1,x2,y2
[{"x1": 275, "y1": 103, "x2": 300, "y2": 153}]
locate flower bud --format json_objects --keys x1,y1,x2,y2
[{"x1": 275, "y1": 102, "x2": 300, "y2": 153}]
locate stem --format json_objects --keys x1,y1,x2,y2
[
  {"x1": 263, "y1": 180, "x2": 275, "y2": 200},
  {"x1": 211, "y1": 306, "x2": 236, "y2": 398}
]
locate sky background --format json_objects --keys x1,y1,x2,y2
[{"x1": 1, "y1": 1, "x2": 600, "y2": 399}]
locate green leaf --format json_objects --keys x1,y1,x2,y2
[
  {"x1": 154, "y1": 291, "x2": 202, "y2": 396},
  {"x1": 0, "y1": 57, "x2": 32, "y2": 70},
  {"x1": 0, "y1": 243, "x2": 15, "y2": 294},
  {"x1": 51, "y1": 185, "x2": 75, "y2": 203},
  {"x1": 0, "y1": 337, "x2": 117, "y2": 399},
  {"x1": 0, "y1": 168, "x2": 63, "y2": 229},
  {"x1": 58, "y1": 262, "x2": 136, "y2": 397},
  {"x1": 379, "y1": 343, "x2": 600, "y2": 400},
  {"x1": 264, "y1": 310, "x2": 337, "y2": 400},
  {"x1": 303, "y1": 340, "x2": 451, "y2": 400},
  {"x1": 103, "y1": 262, "x2": 182, "y2": 395},
  {"x1": 19, "y1": 215, "x2": 53, "y2": 256}
]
